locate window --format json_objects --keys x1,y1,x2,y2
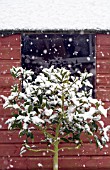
[{"x1": 21, "y1": 33, "x2": 95, "y2": 96}]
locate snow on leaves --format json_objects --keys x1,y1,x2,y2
[{"x1": 1, "y1": 66, "x2": 110, "y2": 151}]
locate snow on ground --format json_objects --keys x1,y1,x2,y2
[{"x1": 0, "y1": 0, "x2": 110, "y2": 30}]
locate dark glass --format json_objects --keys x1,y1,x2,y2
[{"x1": 21, "y1": 33, "x2": 95, "y2": 96}]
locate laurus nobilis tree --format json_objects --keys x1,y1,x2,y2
[{"x1": 1, "y1": 66, "x2": 110, "y2": 170}]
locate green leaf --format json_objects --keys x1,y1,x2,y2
[
  {"x1": 55, "y1": 74, "x2": 62, "y2": 81},
  {"x1": 64, "y1": 128, "x2": 72, "y2": 134},
  {"x1": 61, "y1": 138, "x2": 69, "y2": 143},
  {"x1": 30, "y1": 133, "x2": 34, "y2": 139},
  {"x1": 90, "y1": 121, "x2": 98, "y2": 132},
  {"x1": 94, "y1": 135, "x2": 103, "y2": 149},
  {"x1": 17, "y1": 122, "x2": 22, "y2": 129},
  {"x1": 11, "y1": 72, "x2": 16, "y2": 78},
  {"x1": 73, "y1": 133, "x2": 81, "y2": 141},
  {"x1": 62, "y1": 71, "x2": 67, "y2": 79},
  {"x1": 19, "y1": 130, "x2": 26, "y2": 137},
  {"x1": 38, "y1": 95, "x2": 43, "y2": 105},
  {"x1": 11, "y1": 113, "x2": 18, "y2": 118},
  {"x1": 68, "y1": 137, "x2": 73, "y2": 141},
  {"x1": 95, "y1": 102, "x2": 100, "y2": 109},
  {"x1": 28, "y1": 105, "x2": 33, "y2": 113},
  {"x1": 26, "y1": 131, "x2": 34, "y2": 139},
  {"x1": 11, "y1": 123, "x2": 16, "y2": 129},
  {"x1": 63, "y1": 80, "x2": 68, "y2": 83},
  {"x1": 24, "y1": 102, "x2": 30, "y2": 106}
]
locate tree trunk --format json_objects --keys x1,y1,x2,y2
[{"x1": 53, "y1": 141, "x2": 59, "y2": 170}]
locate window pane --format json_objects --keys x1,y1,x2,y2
[{"x1": 21, "y1": 33, "x2": 95, "y2": 96}]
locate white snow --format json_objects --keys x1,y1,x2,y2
[
  {"x1": 98, "y1": 105, "x2": 107, "y2": 117},
  {"x1": 31, "y1": 116, "x2": 44, "y2": 124},
  {"x1": 20, "y1": 146, "x2": 27, "y2": 155},
  {"x1": 5, "y1": 117, "x2": 16, "y2": 124},
  {"x1": 23, "y1": 123, "x2": 28, "y2": 129},
  {"x1": 9, "y1": 165, "x2": 13, "y2": 168},
  {"x1": 38, "y1": 163, "x2": 43, "y2": 167},
  {"x1": 44, "y1": 108, "x2": 53, "y2": 116},
  {"x1": 103, "y1": 125, "x2": 110, "y2": 142},
  {"x1": 78, "y1": 107, "x2": 96, "y2": 120},
  {"x1": 0, "y1": 0, "x2": 110, "y2": 30}
]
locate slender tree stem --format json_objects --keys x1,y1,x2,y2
[
  {"x1": 53, "y1": 141, "x2": 59, "y2": 170},
  {"x1": 53, "y1": 120, "x2": 60, "y2": 170},
  {"x1": 53, "y1": 80, "x2": 65, "y2": 170}
]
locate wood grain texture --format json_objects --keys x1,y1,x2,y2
[
  {"x1": 0, "y1": 34, "x2": 110, "y2": 170},
  {"x1": 0, "y1": 156, "x2": 110, "y2": 170}
]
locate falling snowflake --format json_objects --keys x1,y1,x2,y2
[
  {"x1": 68, "y1": 64, "x2": 71, "y2": 68},
  {"x1": 43, "y1": 49, "x2": 48, "y2": 54},
  {"x1": 42, "y1": 152, "x2": 46, "y2": 156},
  {"x1": 10, "y1": 165, "x2": 14, "y2": 168},
  {"x1": 97, "y1": 65, "x2": 100, "y2": 68},
  {"x1": 38, "y1": 163, "x2": 43, "y2": 167},
  {"x1": 68, "y1": 38, "x2": 72, "y2": 42},
  {"x1": 87, "y1": 57, "x2": 90, "y2": 61},
  {"x1": 68, "y1": 44, "x2": 71, "y2": 47},
  {"x1": 54, "y1": 48, "x2": 57, "y2": 52}
]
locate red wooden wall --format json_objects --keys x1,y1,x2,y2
[{"x1": 0, "y1": 34, "x2": 110, "y2": 170}]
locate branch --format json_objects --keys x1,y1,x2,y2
[
  {"x1": 38, "y1": 126, "x2": 54, "y2": 139},
  {"x1": 27, "y1": 147, "x2": 55, "y2": 153},
  {"x1": 58, "y1": 144, "x2": 81, "y2": 151}
]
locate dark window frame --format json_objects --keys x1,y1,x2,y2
[{"x1": 21, "y1": 32, "x2": 95, "y2": 96}]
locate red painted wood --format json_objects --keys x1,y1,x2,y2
[
  {"x1": 0, "y1": 106, "x2": 14, "y2": 117},
  {"x1": 0, "y1": 34, "x2": 110, "y2": 170},
  {"x1": 103, "y1": 101, "x2": 110, "y2": 109},
  {"x1": 0, "y1": 143, "x2": 110, "y2": 157},
  {"x1": 0, "y1": 34, "x2": 20, "y2": 46},
  {"x1": 0, "y1": 130, "x2": 95, "y2": 143},
  {"x1": 96, "y1": 34, "x2": 110, "y2": 88},
  {"x1": 96, "y1": 74, "x2": 110, "y2": 87},
  {"x1": 0, "y1": 76, "x2": 19, "y2": 87},
  {"x1": 0, "y1": 61, "x2": 20, "y2": 74},
  {"x1": 0, "y1": 34, "x2": 21, "y2": 60},
  {"x1": 96, "y1": 48, "x2": 110, "y2": 60},
  {"x1": 0, "y1": 48, "x2": 21, "y2": 60},
  {"x1": 0, "y1": 89, "x2": 12, "y2": 99},
  {"x1": 96, "y1": 89, "x2": 110, "y2": 101},
  {"x1": 0, "y1": 156, "x2": 110, "y2": 170},
  {"x1": 96, "y1": 34, "x2": 110, "y2": 46},
  {"x1": 97, "y1": 61, "x2": 110, "y2": 73}
]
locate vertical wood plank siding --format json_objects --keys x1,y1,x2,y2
[{"x1": 0, "y1": 34, "x2": 110, "y2": 170}]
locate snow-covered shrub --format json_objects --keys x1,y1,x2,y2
[{"x1": 1, "y1": 66, "x2": 110, "y2": 170}]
